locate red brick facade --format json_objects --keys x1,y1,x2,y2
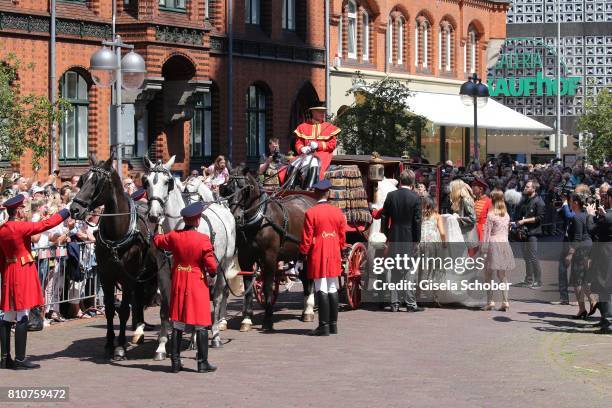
[{"x1": 0, "y1": 0, "x2": 326, "y2": 179}]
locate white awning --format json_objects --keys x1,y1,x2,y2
[{"x1": 405, "y1": 91, "x2": 552, "y2": 132}]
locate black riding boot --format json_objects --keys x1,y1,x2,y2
[
  {"x1": 170, "y1": 328, "x2": 183, "y2": 373},
  {"x1": 14, "y1": 317, "x2": 39, "y2": 370},
  {"x1": 310, "y1": 291, "x2": 330, "y2": 336},
  {"x1": 303, "y1": 166, "x2": 320, "y2": 190},
  {"x1": 196, "y1": 329, "x2": 217, "y2": 373},
  {"x1": 0, "y1": 320, "x2": 15, "y2": 369},
  {"x1": 328, "y1": 292, "x2": 339, "y2": 335}
]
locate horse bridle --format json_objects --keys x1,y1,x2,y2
[
  {"x1": 145, "y1": 164, "x2": 175, "y2": 209},
  {"x1": 72, "y1": 166, "x2": 112, "y2": 212}
]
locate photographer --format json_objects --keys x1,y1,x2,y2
[
  {"x1": 259, "y1": 137, "x2": 283, "y2": 188},
  {"x1": 514, "y1": 180, "x2": 545, "y2": 288}
]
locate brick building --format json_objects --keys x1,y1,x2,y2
[
  {"x1": 0, "y1": 0, "x2": 326, "y2": 179},
  {"x1": 329, "y1": 0, "x2": 523, "y2": 166}
]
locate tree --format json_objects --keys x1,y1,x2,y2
[
  {"x1": 578, "y1": 87, "x2": 612, "y2": 164},
  {"x1": 333, "y1": 74, "x2": 426, "y2": 157},
  {"x1": 0, "y1": 53, "x2": 69, "y2": 170}
]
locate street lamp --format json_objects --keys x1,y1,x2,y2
[
  {"x1": 459, "y1": 73, "x2": 489, "y2": 169},
  {"x1": 89, "y1": 38, "x2": 146, "y2": 179}
]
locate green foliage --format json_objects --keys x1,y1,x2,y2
[
  {"x1": 333, "y1": 74, "x2": 426, "y2": 157},
  {"x1": 0, "y1": 53, "x2": 70, "y2": 169},
  {"x1": 578, "y1": 87, "x2": 612, "y2": 163}
]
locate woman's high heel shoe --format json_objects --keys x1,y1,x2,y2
[
  {"x1": 481, "y1": 303, "x2": 495, "y2": 311},
  {"x1": 588, "y1": 302, "x2": 599, "y2": 317},
  {"x1": 498, "y1": 304, "x2": 510, "y2": 312},
  {"x1": 571, "y1": 311, "x2": 587, "y2": 320}
]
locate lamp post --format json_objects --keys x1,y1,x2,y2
[
  {"x1": 459, "y1": 73, "x2": 489, "y2": 169},
  {"x1": 89, "y1": 36, "x2": 145, "y2": 179}
]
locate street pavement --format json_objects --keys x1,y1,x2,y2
[{"x1": 2, "y1": 255, "x2": 611, "y2": 408}]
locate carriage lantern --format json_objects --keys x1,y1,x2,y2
[{"x1": 368, "y1": 152, "x2": 385, "y2": 182}]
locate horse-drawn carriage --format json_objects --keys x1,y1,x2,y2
[{"x1": 246, "y1": 154, "x2": 441, "y2": 311}]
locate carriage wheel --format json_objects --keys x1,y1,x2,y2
[
  {"x1": 344, "y1": 242, "x2": 366, "y2": 309},
  {"x1": 253, "y1": 266, "x2": 280, "y2": 307}
]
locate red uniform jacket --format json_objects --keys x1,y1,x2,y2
[
  {"x1": 0, "y1": 213, "x2": 66, "y2": 311},
  {"x1": 294, "y1": 122, "x2": 340, "y2": 179},
  {"x1": 299, "y1": 201, "x2": 347, "y2": 279},
  {"x1": 474, "y1": 196, "x2": 492, "y2": 241},
  {"x1": 153, "y1": 229, "x2": 218, "y2": 326}
]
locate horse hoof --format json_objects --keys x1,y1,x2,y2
[
  {"x1": 113, "y1": 347, "x2": 126, "y2": 361},
  {"x1": 239, "y1": 323, "x2": 251, "y2": 332},
  {"x1": 218, "y1": 320, "x2": 227, "y2": 331},
  {"x1": 153, "y1": 352, "x2": 166, "y2": 361},
  {"x1": 302, "y1": 313, "x2": 315, "y2": 323},
  {"x1": 210, "y1": 338, "x2": 223, "y2": 348}
]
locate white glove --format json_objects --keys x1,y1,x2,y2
[
  {"x1": 300, "y1": 146, "x2": 311, "y2": 155},
  {"x1": 309, "y1": 141, "x2": 318, "y2": 150}
]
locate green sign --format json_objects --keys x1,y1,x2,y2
[{"x1": 488, "y1": 50, "x2": 581, "y2": 97}]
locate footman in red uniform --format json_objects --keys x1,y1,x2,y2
[
  {"x1": 0, "y1": 194, "x2": 70, "y2": 370},
  {"x1": 153, "y1": 201, "x2": 219, "y2": 373},
  {"x1": 299, "y1": 179, "x2": 347, "y2": 336}
]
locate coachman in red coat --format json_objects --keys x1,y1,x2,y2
[
  {"x1": 0, "y1": 194, "x2": 70, "y2": 370},
  {"x1": 292, "y1": 102, "x2": 341, "y2": 189},
  {"x1": 299, "y1": 179, "x2": 347, "y2": 336},
  {"x1": 153, "y1": 201, "x2": 218, "y2": 373}
]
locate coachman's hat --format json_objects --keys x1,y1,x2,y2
[
  {"x1": 313, "y1": 179, "x2": 332, "y2": 192},
  {"x1": 131, "y1": 188, "x2": 147, "y2": 202},
  {"x1": 2, "y1": 194, "x2": 25, "y2": 210},
  {"x1": 181, "y1": 202, "x2": 204, "y2": 220},
  {"x1": 470, "y1": 178, "x2": 489, "y2": 190},
  {"x1": 308, "y1": 102, "x2": 327, "y2": 111}
]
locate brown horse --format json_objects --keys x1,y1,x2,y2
[{"x1": 224, "y1": 165, "x2": 316, "y2": 331}]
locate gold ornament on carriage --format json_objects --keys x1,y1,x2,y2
[{"x1": 368, "y1": 152, "x2": 385, "y2": 182}]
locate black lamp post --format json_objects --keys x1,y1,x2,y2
[{"x1": 459, "y1": 73, "x2": 489, "y2": 169}]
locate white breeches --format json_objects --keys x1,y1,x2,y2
[
  {"x1": 314, "y1": 277, "x2": 338, "y2": 294},
  {"x1": 1, "y1": 310, "x2": 29, "y2": 322},
  {"x1": 290, "y1": 154, "x2": 320, "y2": 177}
]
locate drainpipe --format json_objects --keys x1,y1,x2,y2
[
  {"x1": 50, "y1": 0, "x2": 58, "y2": 174},
  {"x1": 325, "y1": 0, "x2": 330, "y2": 111},
  {"x1": 227, "y1": 0, "x2": 234, "y2": 163}
]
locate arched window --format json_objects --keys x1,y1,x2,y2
[
  {"x1": 467, "y1": 26, "x2": 478, "y2": 74},
  {"x1": 415, "y1": 15, "x2": 431, "y2": 70},
  {"x1": 338, "y1": 16, "x2": 343, "y2": 57},
  {"x1": 387, "y1": 19, "x2": 393, "y2": 64},
  {"x1": 60, "y1": 71, "x2": 89, "y2": 161},
  {"x1": 362, "y1": 11, "x2": 369, "y2": 61},
  {"x1": 439, "y1": 20, "x2": 454, "y2": 72},
  {"x1": 397, "y1": 17, "x2": 405, "y2": 65},
  {"x1": 347, "y1": 0, "x2": 357, "y2": 59},
  {"x1": 245, "y1": 0, "x2": 260, "y2": 25},
  {"x1": 282, "y1": 0, "x2": 295, "y2": 31},
  {"x1": 245, "y1": 85, "x2": 266, "y2": 158},
  {"x1": 190, "y1": 92, "x2": 212, "y2": 159}
]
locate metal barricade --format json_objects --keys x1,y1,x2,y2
[{"x1": 31, "y1": 241, "x2": 103, "y2": 310}]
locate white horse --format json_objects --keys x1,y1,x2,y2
[
  {"x1": 181, "y1": 175, "x2": 249, "y2": 331},
  {"x1": 144, "y1": 156, "x2": 238, "y2": 348}
]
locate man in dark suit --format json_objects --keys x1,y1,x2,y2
[
  {"x1": 381, "y1": 169, "x2": 423, "y2": 312},
  {"x1": 587, "y1": 188, "x2": 612, "y2": 334}
]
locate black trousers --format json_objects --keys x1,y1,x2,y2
[
  {"x1": 558, "y1": 241, "x2": 570, "y2": 301},
  {"x1": 523, "y1": 236, "x2": 542, "y2": 284}
]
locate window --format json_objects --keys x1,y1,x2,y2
[
  {"x1": 245, "y1": 0, "x2": 260, "y2": 24},
  {"x1": 347, "y1": 0, "x2": 357, "y2": 59},
  {"x1": 245, "y1": 86, "x2": 266, "y2": 158},
  {"x1": 467, "y1": 27, "x2": 478, "y2": 74},
  {"x1": 362, "y1": 12, "x2": 369, "y2": 61},
  {"x1": 415, "y1": 16, "x2": 431, "y2": 70},
  {"x1": 337, "y1": 16, "x2": 342, "y2": 57},
  {"x1": 387, "y1": 19, "x2": 393, "y2": 64},
  {"x1": 282, "y1": 0, "x2": 295, "y2": 30},
  {"x1": 159, "y1": 0, "x2": 186, "y2": 11},
  {"x1": 439, "y1": 21, "x2": 454, "y2": 72},
  {"x1": 60, "y1": 71, "x2": 89, "y2": 161},
  {"x1": 397, "y1": 18, "x2": 404, "y2": 65},
  {"x1": 190, "y1": 93, "x2": 212, "y2": 159}
]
